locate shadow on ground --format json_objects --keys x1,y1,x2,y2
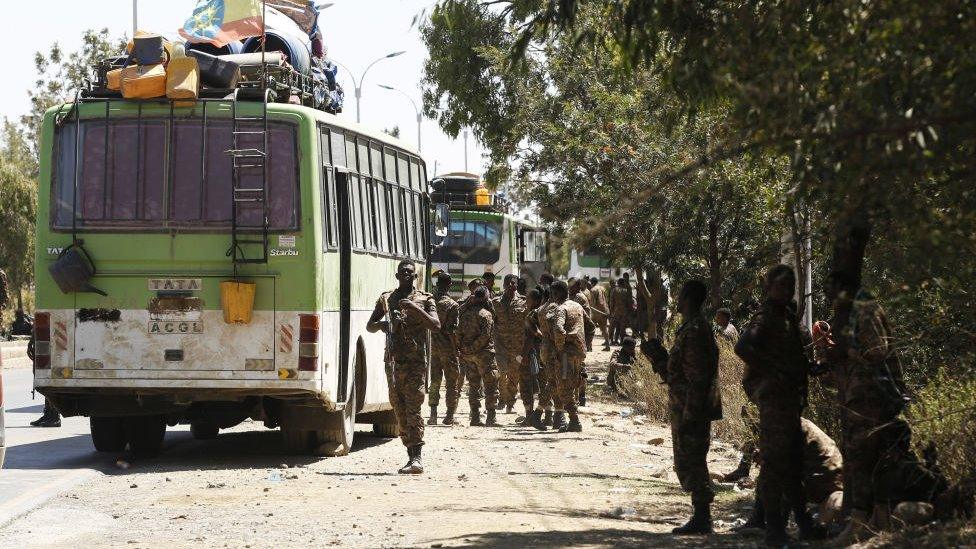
[{"x1": 428, "y1": 527, "x2": 765, "y2": 548}]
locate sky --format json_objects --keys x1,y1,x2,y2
[{"x1": 0, "y1": 0, "x2": 487, "y2": 177}]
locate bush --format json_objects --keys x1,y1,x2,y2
[
  {"x1": 906, "y1": 370, "x2": 976, "y2": 483},
  {"x1": 621, "y1": 337, "x2": 755, "y2": 445}
]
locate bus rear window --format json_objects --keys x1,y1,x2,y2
[{"x1": 53, "y1": 119, "x2": 299, "y2": 230}]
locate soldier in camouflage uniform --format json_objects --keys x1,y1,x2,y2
[
  {"x1": 494, "y1": 274, "x2": 529, "y2": 415},
  {"x1": 667, "y1": 280, "x2": 722, "y2": 535},
  {"x1": 588, "y1": 277, "x2": 612, "y2": 351},
  {"x1": 609, "y1": 277, "x2": 633, "y2": 345},
  {"x1": 569, "y1": 278, "x2": 595, "y2": 405},
  {"x1": 551, "y1": 280, "x2": 587, "y2": 433},
  {"x1": 535, "y1": 284, "x2": 559, "y2": 428},
  {"x1": 822, "y1": 271, "x2": 948, "y2": 545},
  {"x1": 736, "y1": 265, "x2": 822, "y2": 545},
  {"x1": 521, "y1": 287, "x2": 548, "y2": 430},
  {"x1": 367, "y1": 260, "x2": 440, "y2": 474},
  {"x1": 458, "y1": 286, "x2": 500, "y2": 426},
  {"x1": 428, "y1": 271, "x2": 461, "y2": 426}
]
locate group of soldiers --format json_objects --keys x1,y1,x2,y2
[
  {"x1": 368, "y1": 261, "x2": 599, "y2": 475},
  {"x1": 659, "y1": 265, "x2": 958, "y2": 546},
  {"x1": 368, "y1": 260, "x2": 963, "y2": 546}
]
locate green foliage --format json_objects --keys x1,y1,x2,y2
[
  {"x1": 907, "y1": 371, "x2": 976, "y2": 483},
  {"x1": 0, "y1": 121, "x2": 36, "y2": 309}
]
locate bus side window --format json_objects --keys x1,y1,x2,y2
[
  {"x1": 387, "y1": 183, "x2": 401, "y2": 256},
  {"x1": 349, "y1": 173, "x2": 363, "y2": 249},
  {"x1": 374, "y1": 180, "x2": 390, "y2": 254},
  {"x1": 362, "y1": 176, "x2": 377, "y2": 251},
  {"x1": 398, "y1": 187, "x2": 412, "y2": 257}
]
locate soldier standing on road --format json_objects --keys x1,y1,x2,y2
[
  {"x1": 521, "y1": 287, "x2": 548, "y2": 430},
  {"x1": 667, "y1": 280, "x2": 722, "y2": 535},
  {"x1": 735, "y1": 265, "x2": 822, "y2": 546},
  {"x1": 535, "y1": 283, "x2": 559, "y2": 428},
  {"x1": 458, "y1": 286, "x2": 500, "y2": 426},
  {"x1": 588, "y1": 277, "x2": 612, "y2": 351},
  {"x1": 367, "y1": 260, "x2": 440, "y2": 475},
  {"x1": 569, "y1": 278, "x2": 595, "y2": 405},
  {"x1": 493, "y1": 274, "x2": 528, "y2": 415},
  {"x1": 428, "y1": 271, "x2": 461, "y2": 426},
  {"x1": 609, "y1": 278, "x2": 633, "y2": 345},
  {"x1": 551, "y1": 280, "x2": 587, "y2": 433}
]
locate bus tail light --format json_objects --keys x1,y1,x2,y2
[
  {"x1": 298, "y1": 314, "x2": 319, "y2": 372},
  {"x1": 34, "y1": 312, "x2": 51, "y2": 369}
]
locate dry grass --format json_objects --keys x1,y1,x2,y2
[{"x1": 619, "y1": 337, "x2": 755, "y2": 447}]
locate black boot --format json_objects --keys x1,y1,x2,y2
[
  {"x1": 763, "y1": 507, "x2": 791, "y2": 547},
  {"x1": 552, "y1": 411, "x2": 566, "y2": 431},
  {"x1": 560, "y1": 412, "x2": 583, "y2": 432},
  {"x1": 530, "y1": 409, "x2": 548, "y2": 431},
  {"x1": 722, "y1": 456, "x2": 752, "y2": 483},
  {"x1": 672, "y1": 502, "x2": 713, "y2": 535},
  {"x1": 427, "y1": 406, "x2": 438, "y2": 426},
  {"x1": 485, "y1": 408, "x2": 498, "y2": 426},
  {"x1": 442, "y1": 406, "x2": 456, "y2": 425},
  {"x1": 398, "y1": 445, "x2": 424, "y2": 474},
  {"x1": 733, "y1": 496, "x2": 765, "y2": 531},
  {"x1": 31, "y1": 402, "x2": 61, "y2": 428},
  {"x1": 470, "y1": 406, "x2": 484, "y2": 426},
  {"x1": 543, "y1": 410, "x2": 553, "y2": 427},
  {"x1": 794, "y1": 505, "x2": 827, "y2": 540}
]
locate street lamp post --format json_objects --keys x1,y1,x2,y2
[
  {"x1": 332, "y1": 51, "x2": 406, "y2": 123},
  {"x1": 377, "y1": 84, "x2": 422, "y2": 153}
]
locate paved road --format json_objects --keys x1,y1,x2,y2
[{"x1": 0, "y1": 368, "x2": 104, "y2": 527}]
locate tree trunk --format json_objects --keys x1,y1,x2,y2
[
  {"x1": 707, "y1": 217, "x2": 722, "y2": 311},
  {"x1": 830, "y1": 210, "x2": 873, "y2": 327},
  {"x1": 646, "y1": 269, "x2": 666, "y2": 339}
]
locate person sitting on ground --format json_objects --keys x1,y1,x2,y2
[
  {"x1": 607, "y1": 337, "x2": 637, "y2": 396},
  {"x1": 713, "y1": 308, "x2": 739, "y2": 344}
]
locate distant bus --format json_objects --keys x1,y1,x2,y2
[
  {"x1": 34, "y1": 96, "x2": 432, "y2": 456},
  {"x1": 429, "y1": 173, "x2": 548, "y2": 296},
  {"x1": 569, "y1": 247, "x2": 631, "y2": 283}
]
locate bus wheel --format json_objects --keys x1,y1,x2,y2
[
  {"x1": 314, "y1": 378, "x2": 357, "y2": 457},
  {"x1": 372, "y1": 410, "x2": 399, "y2": 439},
  {"x1": 125, "y1": 415, "x2": 167, "y2": 457},
  {"x1": 90, "y1": 417, "x2": 127, "y2": 452},
  {"x1": 190, "y1": 422, "x2": 219, "y2": 440},
  {"x1": 281, "y1": 429, "x2": 314, "y2": 454}
]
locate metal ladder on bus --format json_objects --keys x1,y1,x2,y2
[{"x1": 226, "y1": 88, "x2": 273, "y2": 265}]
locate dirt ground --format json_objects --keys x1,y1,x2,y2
[{"x1": 0, "y1": 345, "x2": 771, "y2": 549}]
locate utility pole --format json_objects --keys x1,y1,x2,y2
[
  {"x1": 132, "y1": 0, "x2": 138, "y2": 36},
  {"x1": 377, "y1": 84, "x2": 422, "y2": 152},
  {"x1": 332, "y1": 52, "x2": 406, "y2": 123},
  {"x1": 463, "y1": 129, "x2": 469, "y2": 172}
]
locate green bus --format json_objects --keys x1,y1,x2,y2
[{"x1": 33, "y1": 96, "x2": 435, "y2": 456}]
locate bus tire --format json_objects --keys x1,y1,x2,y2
[
  {"x1": 372, "y1": 411, "x2": 399, "y2": 438},
  {"x1": 90, "y1": 417, "x2": 127, "y2": 452},
  {"x1": 190, "y1": 422, "x2": 219, "y2": 440},
  {"x1": 125, "y1": 415, "x2": 166, "y2": 457},
  {"x1": 314, "y1": 375, "x2": 357, "y2": 457}
]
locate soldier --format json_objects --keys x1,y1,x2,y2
[
  {"x1": 458, "y1": 286, "x2": 500, "y2": 426},
  {"x1": 569, "y1": 278, "x2": 595, "y2": 405},
  {"x1": 607, "y1": 337, "x2": 637, "y2": 396},
  {"x1": 735, "y1": 265, "x2": 821, "y2": 545},
  {"x1": 550, "y1": 280, "x2": 587, "y2": 433},
  {"x1": 494, "y1": 274, "x2": 528, "y2": 414},
  {"x1": 667, "y1": 280, "x2": 722, "y2": 535},
  {"x1": 736, "y1": 417, "x2": 845, "y2": 532},
  {"x1": 714, "y1": 308, "x2": 739, "y2": 344},
  {"x1": 428, "y1": 271, "x2": 461, "y2": 426},
  {"x1": 521, "y1": 287, "x2": 548, "y2": 430},
  {"x1": 535, "y1": 283, "x2": 558, "y2": 428},
  {"x1": 366, "y1": 260, "x2": 440, "y2": 474},
  {"x1": 481, "y1": 272, "x2": 497, "y2": 296},
  {"x1": 821, "y1": 271, "x2": 948, "y2": 544},
  {"x1": 588, "y1": 276, "x2": 612, "y2": 351},
  {"x1": 609, "y1": 277, "x2": 633, "y2": 345}
]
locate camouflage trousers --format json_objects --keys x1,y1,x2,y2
[
  {"x1": 464, "y1": 352, "x2": 499, "y2": 411},
  {"x1": 757, "y1": 400, "x2": 806, "y2": 520},
  {"x1": 537, "y1": 346, "x2": 556, "y2": 411},
  {"x1": 386, "y1": 360, "x2": 427, "y2": 448},
  {"x1": 554, "y1": 354, "x2": 584, "y2": 414},
  {"x1": 592, "y1": 312, "x2": 610, "y2": 347},
  {"x1": 842, "y1": 404, "x2": 947, "y2": 512},
  {"x1": 496, "y1": 349, "x2": 521, "y2": 406},
  {"x1": 428, "y1": 347, "x2": 460, "y2": 410},
  {"x1": 669, "y1": 397, "x2": 715, "y2": 505}
]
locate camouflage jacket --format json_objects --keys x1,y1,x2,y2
[
  {"x1": 589, "y1": 285, "x2": 609, "y2": 316},
  {"x1": 457, "y1": 304, "x2": 495, "y2": 356},
  {"x1": 377, "y1": 287, "x2": 435, "y2": 365},
  {"x1": 492, "y1": 292, "x2": 528, "y2": 355},
  {"x1": 536, "y1": 301, "x2": 559, "y2": 355},
  {"x1": 553, "y1": 300, "x2": 587, "y2": 360},
  {"x1": 801, "y1": 417, "x2": 844, "y2": 502},
  {"x1": 739, "y1": 300, "x2": 811, "y2": 405},
  {"x1": 667, "y1": 312, "x2": 722, "y2": 421},
  {"x1": 832, "y1": 293, "x2": 904, "y2": 409},
  {"x1": 609, "y1": 286, "x2": 633, "y2": 317},
  {"x1": 432, "y1": 290, "x2": 460, "y2": 353}
]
